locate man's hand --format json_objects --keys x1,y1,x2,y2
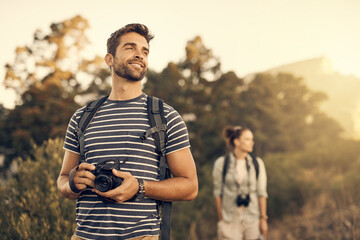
[
  {"x1": 92, "y1": 170, "x2": 139, "y2": 203},
  {"x1": 73, "y1": 163, "x2": 96, "y2": 191}
]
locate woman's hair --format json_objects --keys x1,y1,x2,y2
[
  {"x1": 223, "y1": 125, "x2": 251, "y2": 150},
  {"x1": 107, "y1": 23, "x2": 154, "y2": 57}
]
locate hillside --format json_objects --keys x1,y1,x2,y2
[{"x1": 259, "y1": 57, "x2": 360, "y2": 139}]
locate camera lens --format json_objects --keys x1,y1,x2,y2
[{"x1": 94, "y1": 174, "x2": 113, "y2": 192}]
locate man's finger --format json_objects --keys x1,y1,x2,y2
[
  {"x1": 93, "y1": 186, "x2": 122, "y2": 198},
  {"x1": 78, "y1": 163, "x2": 95, "y2": 171},
  {"x1": 75, "y1": 177, "x2": 94, "y2": 188},
  {"x1": 112, "y1": 169, "x2": 131, "y2": 178},
  {"x1": 76, "y1": 169, "x2": 96, "y2": 181}
]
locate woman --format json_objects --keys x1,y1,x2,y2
[{"x1": 213, "y1": 126, "x2": 268, "y2": 240}]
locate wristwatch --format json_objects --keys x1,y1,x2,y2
[{"x1": 135, "y1": 179, "x2": 146, "y2": 200}]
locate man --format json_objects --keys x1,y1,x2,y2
[{"x1": 57, "y1": 23, "x2": 198, "y2": 240}]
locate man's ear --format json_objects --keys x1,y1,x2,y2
[{"x1": 105, "y1": 53, "x2": 114, "y2": 67}]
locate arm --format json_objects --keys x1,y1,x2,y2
[
  {"x1": 57, "y1": 150, "x2": 95, "y2": 200},
  {"x1": 259, "y1": 196, "x2": 268, "y2": 237},
  {"x1": 256, "y1": 158, "x2": 268, "y2": 237},
  {"x1": 144, "y1": 147, "x2": 198, "y2": 201},
  {"x1": 215, "y1": 196, "x2": 223, "y2": 221},
  {"x1": 93, "y1": 147, "x2": 198, "y2": 203},
  {"x1": 212, "y1": 156, "x2": 224, "y2": 221}
]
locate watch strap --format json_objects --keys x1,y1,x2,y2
[{"x1": 135, "y1": 178, "x2": 145, "y2": 200}]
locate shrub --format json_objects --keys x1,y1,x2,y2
[{"x1": 0, "y1": 138, "x2": 76, "y2": 239}]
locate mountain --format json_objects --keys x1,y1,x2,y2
[{"x1": 254, "y1": 57, "x2": 360, "y2": 139}]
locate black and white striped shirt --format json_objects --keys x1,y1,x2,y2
[{"x1": 64, "y1": 93, "x2": 190, "y2": 240}]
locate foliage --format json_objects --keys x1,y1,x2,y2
[
  {"x1": 1, "y1": 15, "x2": 360, "y2": 240},
  {"x1": 237, "y1": 73, "x2": 330, "y2": 155},
  {"x1": 0, "y1": 15, "x2": 110, "y2": 169},
  {"x1": 4, "y1": 15, "x2": 89, "y2": 97},
  {"x1": 144, "y1": 35, "x2": 359, "y2": 239},
  {"x1": 0, "y1": 138, "x2": 76, "y2": 239}
]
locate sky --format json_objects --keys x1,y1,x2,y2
[{"x1": 0, "y1": 0, "x2": 359, "y2": 109}]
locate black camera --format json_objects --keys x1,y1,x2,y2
[
  {"x1": 236, "y1": 194, "x2": 250, "y2": 207},
  {"x1": 89, "y1": 160, "x2": 123, "y2": 192}
]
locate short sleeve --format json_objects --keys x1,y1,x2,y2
[
  {"x1": 256, "y1": 157, "x2": 268, "y2": 198},
  {"x1": 212, "y1": 156, "x2": 224, "y2": 197},
  {"x1": 63, "y1": 112, "x2": 81, "y2": 154},
  {"x1": 164, "y1": 105, "x2": 191, "y2": 155}
]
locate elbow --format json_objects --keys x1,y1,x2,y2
[
  {"x1": 57, "y1": 175, "x2": 78, "y2": 200},
  {"x1": 184, "y1": 181, "x2": 198, "y2": 201},
  {"x1": 57, "y1": 177, "x2": 68, "y2": 198},
  {"x1": 187, "y1": 190, "x2": 198, "y2": 201},
  {"x1": 56, "y1": 176, "x2": 63, "y2": 194}
]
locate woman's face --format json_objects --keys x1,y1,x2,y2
[{"x1": 234, "y1": 129, "x2": 254, "y2": 153}]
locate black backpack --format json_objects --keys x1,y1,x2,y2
[
  {"x1": 221, "y1": 153, "x2": 259, "y2": 195},
  {"x1": 75, "y1": 95, "x2": 172, "y2": 240}
]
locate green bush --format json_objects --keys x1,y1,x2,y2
[{"x1": 0, "y1": 138, "x2": 76, "y2": 239}]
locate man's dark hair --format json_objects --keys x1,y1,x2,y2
[{"x1": 107, "y1": 23, "x2": 154, "y2": 57}]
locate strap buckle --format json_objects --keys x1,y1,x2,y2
[{"x1": 140, "y1": 124, "x2": 167, "y2": 141}]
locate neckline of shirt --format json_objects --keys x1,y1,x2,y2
[{"x1": 106, "y1": 93, "x2": 147, "y2": 104}]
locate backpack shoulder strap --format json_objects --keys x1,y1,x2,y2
[
  {"x1": 249, "y1": 153, "x2": 259, "y2": 180},
  {"x1": 142, "y1": 95, "x2": 171, "y2": 240},
  {"x1": 221, "y1": 153, "x2": 259, "y2": 187},
  {"x1": 222, "y1": 154, "x2": 230, "y2": 185},
  {"x1": 75, "y1": 96, "x2": 108, "y2": 161},
  {"x1": 221, "y1": 154, "x2": 230, "y2": 197},
  {"x1": 142, "y1": 96, "x2": 167, "y2": 164}
]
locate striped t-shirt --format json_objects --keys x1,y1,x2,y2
[{"x1": 63, "y1": 93, "x2": 190, "y2": 240}]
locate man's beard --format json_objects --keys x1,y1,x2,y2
[{"x1": 113, "y1": 61, "x2": 146, "y2": 82}]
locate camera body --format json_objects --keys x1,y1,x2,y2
[
  {"x1": 236, "y1": 194, "x2": 250, "y2": 207},
  {"x1": 89, "y1": 160, "x2": 123, "y2": 192}
]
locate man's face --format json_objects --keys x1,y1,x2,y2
[{"x1": 112, "y1": 32, "x2": 149, "y2": 81}]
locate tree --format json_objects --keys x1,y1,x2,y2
[
  {"x1": 144, "y1": 36, "x2": 245, "y2": 239},
  {"x1": 145, "y1": 47, "x2": 348, "y2": 239},
  {"x1": 178, "y1": 35, "x2": 221, "y2": 84},
  {"x1": 4, "y1": 15, "x2": 90, "y2": 98},
  {"x1": 238, "y1": 73, "x2": 330, "y2": 155},
  {"x1": 2, "y1": 16, "x2": 360, "y2": 239},
  {"x1": 0, "y1": 15, "x2": 110, "y2": 169}
]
